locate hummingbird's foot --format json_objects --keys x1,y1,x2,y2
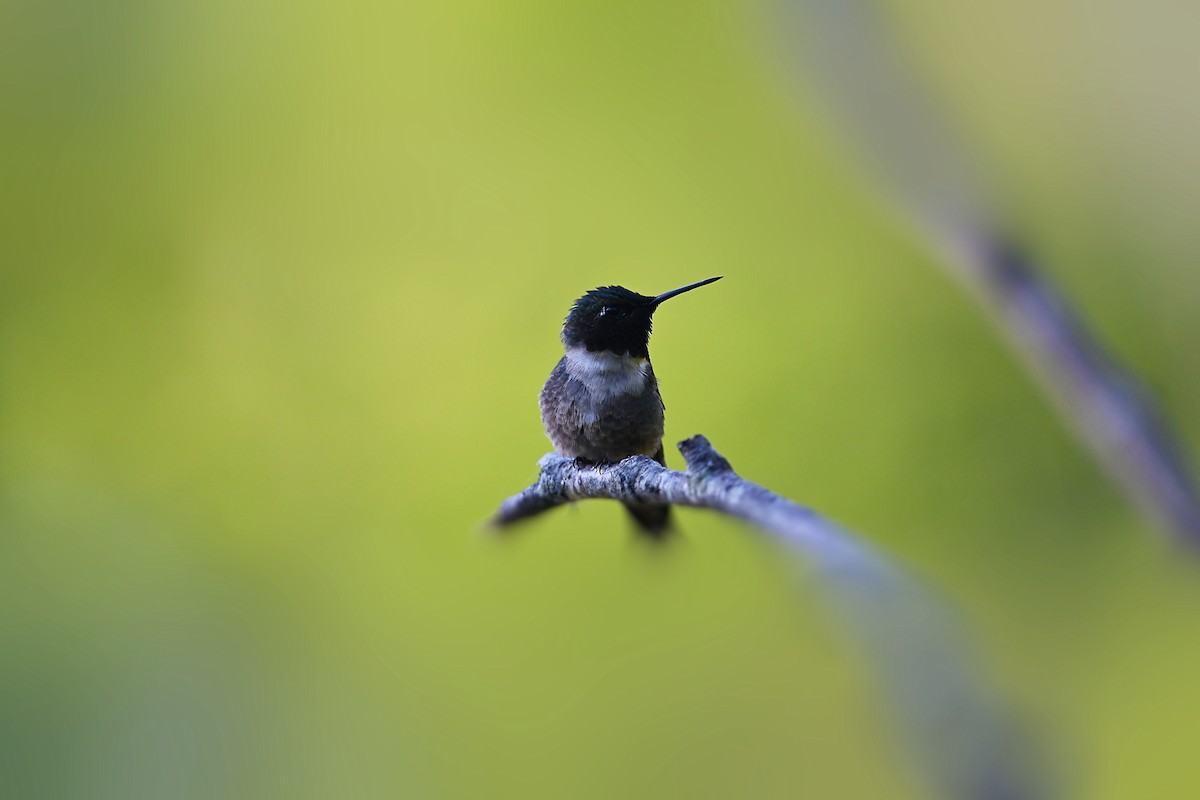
[{"x1": 573, "y1": 457, "x2": 614, "y2": 476}]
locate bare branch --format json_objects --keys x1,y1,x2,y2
[
  {"x1": 944, "y1": 234, "x2": 1200, "y2": 544},
  {"x1": 493, "y1": 437, "x2": 1049, "y2": 800},
  {"x1": 495, "y1": 436, "x2": 844, "y2": 554},
  {"x1": 495, "y1": 436, "x2": 877, "y2": 574},
  {"x1": 773, "y1": 0, "x2": 1200, "y2": 546}
]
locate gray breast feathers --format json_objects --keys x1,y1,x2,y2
[{"x1": 539, "y1": 352, "x2": 665, "y2": 461}]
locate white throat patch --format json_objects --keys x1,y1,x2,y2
[{"x1": 564, "y1": 346, "x2": 649, "y2": 398}]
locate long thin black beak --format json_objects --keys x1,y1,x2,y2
[{"x1": 651, "y1": 276, "x2": 723, "y2": 307}]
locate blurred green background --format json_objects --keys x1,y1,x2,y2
[{"x1": 3, "y1": 1, "x2": 1200, "y2": 797}]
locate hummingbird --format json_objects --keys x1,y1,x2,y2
[{"x1": 539, "y1": 276, "x2": 722, "y2": 536}]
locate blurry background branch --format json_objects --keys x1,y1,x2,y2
[
  {"x1": 943, "y1": 235, "x2": 1200, "y2": 543},
  {"x1": 775, "y1": 0, "x2": 1200, "y2": 545},
  {"x1": 495, "y1": 437, "x2": 1049, "y2": 800}
]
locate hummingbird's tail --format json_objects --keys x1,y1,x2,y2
[
  {"x1": 623, "y1": 443, "x2": 672, "y2": 539},
  {"x1": 623, "y1": 501, "x2": 672, "y2": 539}
]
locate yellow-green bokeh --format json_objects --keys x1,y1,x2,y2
[{"x1": 3, "y1": 2, "x2": 1200, "y2": 797}]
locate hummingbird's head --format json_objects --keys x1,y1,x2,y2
[{"x1": 561, "y1": 277, "x2": 722, "y2": 358}]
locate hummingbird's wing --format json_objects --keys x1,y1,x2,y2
[{"x1": 652, "y1": 443, "x2": 666, "y2": 468}]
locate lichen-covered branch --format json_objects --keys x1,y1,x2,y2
[
  {"x1": 495, "y1": 436, "x2": 875, "y2": 572},
  {"x1": 495, "y1": 435, "x2": 852, "y2": 558},
  {"x1": 493, "y1": 436, "x2": 1047, "y2": 800}
]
